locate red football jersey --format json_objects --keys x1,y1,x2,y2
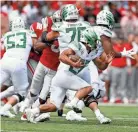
[
  {"x1": 29, "y1": 22, "x2": 43, "y2": 62},
  {"x1": 39, "y1": 17, "x2": 60, "y2": 71},
  {"x1": 30, "y1": 22, "x2": 43, "y2": 39}
]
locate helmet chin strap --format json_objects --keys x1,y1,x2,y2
[{"x1": 98, "y1": 24, "x2": 111, "y2": 30}]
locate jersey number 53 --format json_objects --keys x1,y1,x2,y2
[{"x1": 6, "y1": 32, "x2": 26, "y2": 49}]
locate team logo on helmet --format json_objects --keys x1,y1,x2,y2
[
  {"x1": 96, "y1": 10, "x2": 115, "y2": 30},
  {"x1": 61, "y1": 4, "x2": 79, "y2": 21}
]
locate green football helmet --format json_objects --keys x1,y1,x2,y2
[
  {"x1": 61, "y1": 4, "x2": 79, "y2": 21},
  {"x1": 80, "y1": 28, "x2": 99, "y2": 49},
  {"x1": 96, "y1": 10, "x2": 115, "y2": 30}
]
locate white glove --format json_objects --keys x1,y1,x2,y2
[
  {"x1": 121, "y1": 48, "x2": 136, "y2": 59},
  {"x1": 41, "y1": 17, "x2": 48, "y2": 30}
]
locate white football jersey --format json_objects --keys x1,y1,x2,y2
[
  {"x1": 2, "y1": 29, "x2": 36, "y2": 62},
  {"x1": 58, "y1": 41, "x2": 103, "y2": 74},
  {"x1": 91, "y1": 25, "x2": 112, "y2": 56},
  {"x1": 52, "y1": 21, "x2": 91, "y2": 53}
]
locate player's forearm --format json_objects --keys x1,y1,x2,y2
[
  {"x1": 33, "y1": 41, "x2": 47, "y2": 51},
  {"x1": 102, "y1": 41, "x2": 121, "y2": 58},
  {"x1": 59, "y1": 54, "x2": 76, "y2": 67},
  {"x1": 93, "y1": 59, "x2": 108, "y2": 70},
  {"x1": 41, "y1": 31, "x2": 59, "y2": 42},
  {"x1": 101, "y1": 35, "x2": 122, "y2": 58}
]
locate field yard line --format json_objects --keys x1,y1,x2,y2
[
  {"x1": 1, "y1": 130, "x2": 29, "y2": 132},
  {"x1": 112, "y1": 117, "x2": 138, "y2": 120},
  {"x1": 85, "y1": 117, "x2": 138, "y2": 120},
  {"x1": 99, "y1": 103, "x2": 138, "y2": 107},
  {"x1": 2, "y1": 125, "x2": 138, "y2": 132},
  {"x1": 49, "y1": 116, "x2": 138, "y2": 120}
]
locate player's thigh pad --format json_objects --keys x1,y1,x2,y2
[
  {"x1": 0, "y1": 60, "x2": 10, "y2": 85},
  {"x1": 12, "y1": 61, "x2": 29, "y2": 95},
  {"x1": 30, "y1": 62, "x2": 48, "y2": 95},
  {"x1": 39, "y1": 73, "x2": 55, "y2": 100},
  {"x1": 51, "y1": 70, "x2": 91, "y2": 91},
  {"x1": 90, "y1": 79, "x2": 106, "y2": 99},
  {"x1": 77, "y1": 66, "x2": 91, "y2": 83}
]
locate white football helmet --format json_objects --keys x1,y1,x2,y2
[
  {"x1": 10, "y1": 17, "x2": 26, "y2": 31},
  {"x1": 52, "y1": 10, "x2": 62, "y2": 23},
  {"x1": 61, "y1": 4, "x2": 79, "y2": 21},
  {"x1": 96, "y1": 10, "x2": 115, "y2": 30}
]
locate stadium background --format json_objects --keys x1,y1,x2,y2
[{"x1": 1, "y1": 0, "x2": 138, "y2": 104}]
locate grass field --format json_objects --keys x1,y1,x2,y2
[{"x1": 1, "y1": 105, "x2": 138, "y2": 132}]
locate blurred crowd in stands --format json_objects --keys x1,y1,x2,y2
[{"x1": 1, "y1": 1, "x2": 138, "y2": 103}]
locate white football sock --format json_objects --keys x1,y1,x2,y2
[
  {"x1": 32, "y1": 99, "x2": 40, "y2": 108},
  {"x1": 0, "y1": 104, "x2": 12, "y2": 112},
  {"x1": 77, "y1": 100, "x2": 85, "y2": 110},
  {"x1": 0, "y1": 86, "x2": 15, "y2": 100},
  {"x1": 27, "y1": 92, "x2": 37, "y2": 104},
  {"x1": 70, "y1": 97, "x2": 79, "y2": 106},
  {"x1": 94, "y1": 109, "x2": 102, "y2": 117}
]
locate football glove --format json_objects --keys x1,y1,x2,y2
[{"x1": 121, "y1": 48, "x2": 136, "y2": 59}]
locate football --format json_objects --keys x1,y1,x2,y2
[{"x1": 69, "y1": 55, "x2": 81, "y2": 62}]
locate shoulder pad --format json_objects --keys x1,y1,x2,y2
[
  {"x1": 52, "y1": 22, "x2": 63, "y2": 32},
  {"x1": 26, "y1": 30, "x2": 37, "y2": 38},
  {"x1": 82, "y1": 21, "x2": 91, "y2": 27},
  {"x1": 100, "y1": 27, "x2": 112, "y2": 38}
]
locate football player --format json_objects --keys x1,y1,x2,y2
[
  {"x1": 0, "y1": 17, "x2": 44, "y2": 117},
  {"x1": 25, "y1": 4, "x2": 93, "y2": 123},
  {"x1": 20, "y1": 10, "x2": 61, "y2": 114},
  {"x1": 25, "y1": 5, "x2": 135, "y2": 123}
]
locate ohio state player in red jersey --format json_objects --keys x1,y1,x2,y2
[{"x1": 20, "y1": 11, "x2": 61, "y2": 114}]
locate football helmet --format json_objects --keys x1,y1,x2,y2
[
  {"x1": 52, "y1": 10, "x2": 62, "y2": 23},
  {"x1": 10, "y1": 17, "x2": 26, "y2": 31},
  {"x1": 96, "y1": 10, "x2": 115, "y2": 30},
  {"x1": 80, "y1": 28, "x2": 98, "y2": 49},
  {"x1": 61, "y1": 4, "x2": 79, "y2": 21}
]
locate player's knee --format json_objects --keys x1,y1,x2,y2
[
  {"x1": 39, "y1": 98, "x2": 46, "y2": 104},
  {"x1": 84, "y1": 95, "x2": 98, "y2": 107},
  {"x1": 49, "y1": 103, "x2": 57, "y2": 112},
  {"x1": 12, "y1": 94, "x2": 25, "y2": 103},
  {"x1": 17, "y1": 83, "x2": 29, "y2": 92},
  {"x1": 86, "y1": 86, "x2": 92, "y2": 94}
]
